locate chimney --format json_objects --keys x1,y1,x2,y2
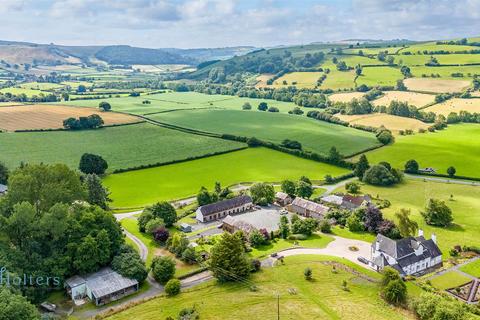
[
  {"x1": 375, "y1": 240, "x2": 380, "y2": 251},
  {"x1": 431, "y1": 233, "x2": 437, "y2": 244},
  {"x1": 418, "y1": 229, "x2": 424, "y2": 237}
]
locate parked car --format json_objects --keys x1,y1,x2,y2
[
  {"x1": 270, "y1": 253, "x2": 278, "y2": 258},
  {"x1": 357, "y1": 257, "x2": 369, "y2": 265}
]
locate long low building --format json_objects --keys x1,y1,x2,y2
[
  {"x1": 196, "y1": 195, "x2": 253, "y2": 222},
  {"x1": 65, "y1": 268, "x2": 139, "y2": 306},
  {"x1": 288, "y1": 197, "x2": 330, "y2": 219}
]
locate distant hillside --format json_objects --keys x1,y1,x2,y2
[{"x1": 0, "y1": 40, "x2": 256, "y2": 69}]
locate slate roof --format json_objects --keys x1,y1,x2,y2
[
  {"x1": 222, "y1": 215, "x2": 257, "y2": 234},
  {"x1": 199, "y1": 195, "x2": 252, "y2": 216},
  {"x1": 275, "y1": 192, "x2": 290, "y2": 200},
  {"x1": 291, "y1": 197, "x2": 330, "y2": 215},
  {"x1": 321, "y1": 195, "x2": 343, "y2": 205},
  {"x1": 374, "y1": 234, "x2": 442, "y2": 267}
]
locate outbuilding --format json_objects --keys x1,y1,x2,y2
[{"x1": 65, "y1": 268, "x2": 139, "y2": 306}]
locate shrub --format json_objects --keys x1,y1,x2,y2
[
  {"x1": 304, "y1": 267, "x2": 312, "y2": 280},
  {"x1": 288, "y1": 234, "x2": 308, "y2": 240},
  {"x1": 319, "y1": 220, "x2": 331, "y2": 233},
  {"x1": 99, "y1": 101, "x2": 111, "y2": 111},
  {"x1": 383, "y1": 279, "x2": 407, "y2": 305},
  {"x1": 251, "y1": 259, "x2": 261, "y2": 272},
  {"x1": 421, "y1": 198, "x2": 453, "y2": 227},
  {"x1": 164, "y1": 279, "x2": 181, "y2": 296},
  {"x1": 404, "y1": 159, "x2": 419, "y2": 173},
  {"x1": 145, "y1": 218, "x2": 165, "y2": 234},
  {"x1": 153, "y1": 227, "x2": 170, "y2": 243},
  {"x1": 151, "y1": 256, "x2": 176, "y2": 284},
  {"x1": 242, "y1": 102, "x2": 252, "y2": 110}
]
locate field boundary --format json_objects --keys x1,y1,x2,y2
[
  {"x1": 13, "y1": 120, "x2": 146, "y2": 133},
  {"x1": 112, "y1": 146, "x2": 248, "y2": 174}
]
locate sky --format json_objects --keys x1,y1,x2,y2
[{"x1": 1, "y1": 0, "x2": 480, "y2": 49}]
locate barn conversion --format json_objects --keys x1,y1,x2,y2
[
  {"x1": 288, "y1": 197, "x2": 329, "y2": 219},
  {"x1": 195, "y1": 195, "x2": 253, "y2": 222},
  {"x1": 370, "y1": 230, "x2": 442, "y2": 276},
  {"x1": 65, "y1": 268, "x2": 139, "y2": 306}
]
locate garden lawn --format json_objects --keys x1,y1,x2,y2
[
  {"x1": 362, "y1": 124, "x2": 480, "y2": 178},
  {"x1": 0, "y1": 122, "x2": 245, "y2": 171},
  {"x1": 103, "y1": 147, "x2": 350, "y2": 208},
  {"x1": 334, "y1": 179, "x2": 480, "y2": 255},
  {"x1": 120, "y1": 218, "x2": 201, "y2": 276},
  {"x1": 249, "y1": 233, "x2": 334, "y2": 258},
  {"x1": 430, "y1": 271, "x2": 472, "y2": 290},
  {"x1": 105, "y1": 255, "x2": 415, "y2": 320},
  {"x1": 60, "y1": 91, "x2": 300, "y2": 115},
  {"x1": 459, "y1": 259, "x2": 480, "y2": 278},
  {"x1": 152, "y1": 109, "x2": 380, "y2": 156}
]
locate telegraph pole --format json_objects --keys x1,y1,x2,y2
[{"x1": 277, "y1": 293, "x2": 280, "y2": 320}]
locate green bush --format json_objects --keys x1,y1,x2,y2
[{"x1": 165, "y1": 279, "x2": 181, "y2": 296}]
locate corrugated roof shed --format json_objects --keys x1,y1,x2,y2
[{"x1": 85, "y1": 268, "x2": 138, "y2": 299}]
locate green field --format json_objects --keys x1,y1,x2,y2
[
  {"x1": 0, "y1": 86, "x2": 44, "y2": 97},
  {"x1": 403, "y1": 43, "x2": 480, "y2": 54},
  {"x1": 60, "y1": 91, "x2": 301, "y2": 115},
  {"x1": 363, "y1": 124, "x2": 480, "y2": 178},
  {"x1": 319, "y1": 60, "x2": 356, "y2": 90},
  {"x1": 335, "y1": 179, "x2": 480, "y2": 255},
  {"x1": 398, "y1": 54, "x2": 480, "y2": 67},
  {"x1": 103, "y1": 147, "x2": 350, "y2": 208},
  {"x1": 154, "y1": 109, "x2": 380, "y2": 156},
  {"x1": 410, "y1": 65, "x2": 480, "y2": 79},
  {"x1": 0, "y1": 123, "x2": 245, "y2": 171},
  {"x1": 459, "y1": 259, "x2": 480, "y2": 278},
  {"x1": 105, "y1": 255, "x2": 416, "y2": 320},
  {"x1": 356, "y1": 66, "x2": 403, "y2": 87}
]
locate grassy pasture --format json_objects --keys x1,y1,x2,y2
[
  {"x1": 328, "y1": 92, "x2": 365, "y2": 103},
  {"x1": 271, "y1": 72, "x2": 323, "y2": 88},
  {"x1": 343, "y1": 47, "x2": 403, "y2": 55},
  {"x1": 334, "y1": 179, "x2": 480, "y2": 256},
  {"x1": 335, "y1": 113, "x2": 429, "y2": 133},
  {"x1": 410, "y1": 65, "x2": 480, "y2": 79},
  {"x1": 0, "y1": 123, "x2": 245, "y2": 171},
  {"x1": 60, "y1": 91, "x2": 300, "y2": 114},
  {"x1": 403, "y1": 78, "x2": 471, "y2": 93},
  {"x1": 152, "y1": 109, "x2": 380, "y2": 156},
  {"x1": 103, "y1": 147, "x2": 350, "y2": 208},
  {"x1": 321, "y1": 69, "x2": 356, "y2": 90},
  {"x1": 356, "y1": 67, "x2": 403, "y2": 87},
  {"x1": 105, "y1": 255, "x2": 415, "y2": 320},
  {"x1": 372, "y1": 91, "x2": 436, "y2": 108},
  {"x1": 0, "y1": 104, "x2": 139, "y2": 131},
  {"x1": 403, "y1": 43, "x2": 480, "y2": 53},
  {"x1": 0, "y1": 86, "x2": 44, "y2": 97},
  {"x1": 18, "y1": 82, "x2": 64, "y2": 90},
  {"x1": 363, "y1": 124, "x2": 480, "y2": 178},
  {"x1": 328, "y1": 54, "x2": 387, "y2": 66},
  {"x1": 424, "y1": 98, "x2": 480, "y2": 115}
]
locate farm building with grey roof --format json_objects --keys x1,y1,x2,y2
[{"x1": 196, "y1": 195, "x2": 253, "y2": 222}]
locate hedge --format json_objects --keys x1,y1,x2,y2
[
  {"x1": 112, "y1": 147, "x2": 248, "y2": 173},
  {"x1": 220, "y1": 134, "x2": 355, "y2": 169}
]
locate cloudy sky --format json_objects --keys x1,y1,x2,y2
[{"x1": 1, "y1": 0, "x2": 480, "y2": 49}]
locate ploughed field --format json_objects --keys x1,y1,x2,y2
[
  {"x1": 362, "y1": 124, "x2": 480, "y2": 178},
  {"x1": 152, "y1": 109, "x2": 381, "y2": 156},
  {"x1": 0, "y1": 123, "x2": 245, "y2": 171},
  {"x1": 0, "y1": 104, "x2": 139, "y2": 131},
  {"x1": 335, "y1": 113, "x2": 429, "y2": 133},
  {"x1": 103, "y1": 147, "x2": 350, "y2": 208}
]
